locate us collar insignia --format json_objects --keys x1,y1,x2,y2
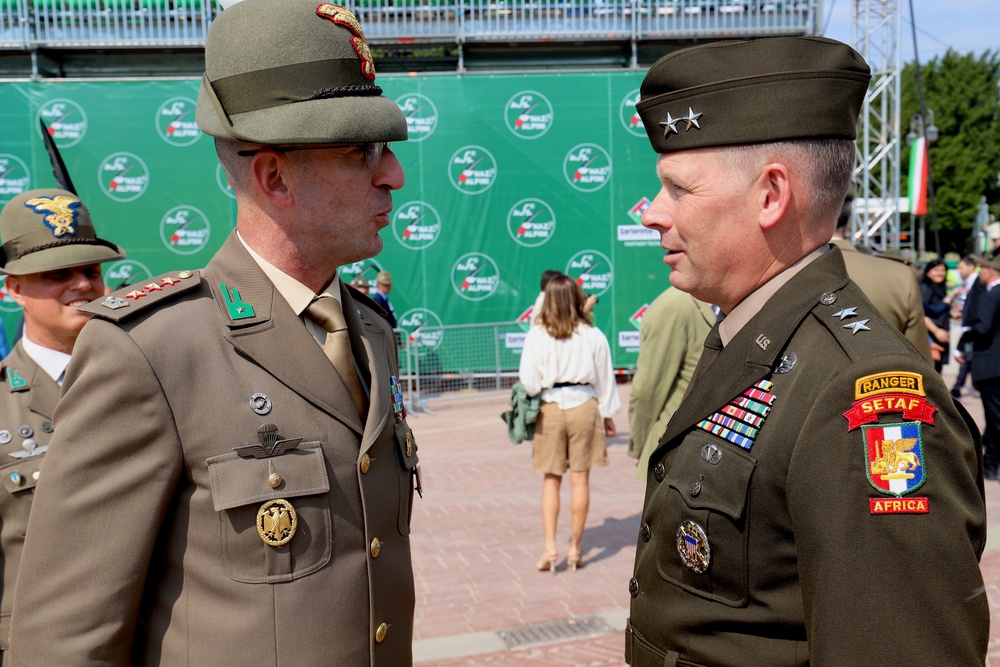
[
  {"x1": 24, "y1": 194, "x2": 80, "y2": 238},
  {"x1": 696, "y1": 378, "x2": 776, "y2": 450},
  {"x1": 843, "y1": 371, "x2": 936, "y2": 430},
  {"x1": 316, "y1": 4, "x2": 376, "y2": 80},
  {"x1": 659, "y1": 107, "x2": 702, "y2": 140},
  {"x1": 220, "y1": 282, "x2": 255, "y2": 320},
  {"x1": 7, "y1": 369, "x2": 27, "y2": 390},
  {"x1": 863, "y1": 421, "x2": 929, "y2": 514},
  {"x1": 390, "y1": 374, "x2": 406, "y2": 423}
]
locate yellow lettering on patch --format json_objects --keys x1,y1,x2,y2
[{"x1": 855, "y1": 372, "x2": 925, "y2": 400}]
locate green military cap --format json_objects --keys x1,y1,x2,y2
[
  {"x1": 637, "y1": 36, "x2": 871, "y2": 153},
  {"x1": 196, "y1": 0, "x2": 407, "y2": 145},
  {"x1": 0, "y1": 189, "x2": 125, "y2": 276}
]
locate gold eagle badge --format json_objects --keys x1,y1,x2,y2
[{"x1": 24, "y1": 195, "x2": 81, "y2": 238}]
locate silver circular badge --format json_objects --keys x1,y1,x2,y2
[
  {"x1": 677, "y1": 519, "x2": 711, "y2": 574},
  {"x1": 774, "y1": 352, "x2": 798, "y2": 374},
  {"x1": 0, "y1": 430, "x2": 11, "y2": 445},
  {"x1": 820, "y1": 292, "x2": 837, "y2": 306},
  {"x1": 249, "y1": 393, "x2": 272, "y2": 416}
]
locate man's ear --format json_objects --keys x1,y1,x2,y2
[
  {"x1": 249, "y1": 152, "x2": 295, "y2": 209},
  {"x1": 757, "y1": 162, "x2": 792, "y2": 231},
  {"x1": 4, "y1": 276, "x2": 25, "y2": 308}
]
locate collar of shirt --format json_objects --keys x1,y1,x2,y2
[
  {"x1": 965, "y1": 272, "x2": 980, "y2": 290},
  {"x1": 21, "y1": 335, "x2": 71, "y2": 384},
  {"x1": 719, "y1": 245, "x2": 828, "y2": 347},
  {"x1": 988, "y1": 278, "x2": 1000, "y2": 292},
  {"x1": 237, "y1": 231, "x2": 341, "y2": 347}
]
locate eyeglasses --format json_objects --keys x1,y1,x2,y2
[{"x1": 237, "y1": 142, "x2": 388, "y2": 170}]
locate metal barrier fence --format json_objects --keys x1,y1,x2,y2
[
  {"x1": 395, "y1": 321, "x2": 526, "y2": 412},
  {"x1": 1, "y1": 0, "x2": 817, "y2": 51}
]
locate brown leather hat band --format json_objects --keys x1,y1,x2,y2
[{"x1": 211, "y1": 58, "x2": 379, "y2": 115}]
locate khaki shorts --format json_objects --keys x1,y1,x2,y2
[{"x1": 531, "y1": 398, "x2": 608, "y2": 475}]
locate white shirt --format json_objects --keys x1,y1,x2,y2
[
  {"x1": 21, "y1": 336, "x2": 71, "y2": 385},
  {"x1": 518, "y1": 324, "x2": 621, "y2": 418}
]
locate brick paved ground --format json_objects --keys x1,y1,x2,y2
[{"x1": 410, "y1": 371, "x2": 1000, "y2": 667}]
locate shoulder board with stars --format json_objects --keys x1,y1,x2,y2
[{"x1": 79, "y1": 270, "x2": 201, "y2": 323}]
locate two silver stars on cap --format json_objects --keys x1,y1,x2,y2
[{"x1": 660, "y1": 107, "x2": 703, "y2": 139}]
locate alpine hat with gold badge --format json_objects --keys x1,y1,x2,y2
[
  {"x1": 625, "y1": 36, "x2": 989, "y2": 666},
  {"x1": 0, "y1": 188, "x2": 124, "y2": 661}
]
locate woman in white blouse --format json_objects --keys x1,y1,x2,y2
[{"x1": 518, "y1": 274, "x2": 621, "y2": 573}]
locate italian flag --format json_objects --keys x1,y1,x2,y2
[{"x1": 908, "y1": 137, "x2": 928, "y2": 216}]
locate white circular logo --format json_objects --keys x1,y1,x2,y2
[
  {"x1": 619, "y1": 89, "x2": 646, "y2": 137},
  {"x1": 156, "y1": 97, "x2": 202, "y2": 146},
  {"x1": 0, "y1": 155, "x2": 31, "y2": 204},
  {"x1": 565, "y1": 250, "x2": 614, "y2": 296},
  {"x1": 160, "y1": 206, "x2": 211, "y2": 255},
  {"x1": 563, "y1": 143, "x2": 612, "y2": 192},
  {"x1": 507, "y1": 198, "x2": 556, "y2": 247},
  {"x1": 504, "y1": 90, "x2": 554, "y2": 139},
  {"x1": 398, "y1": 307, "x2": 444, "y2": 356},
  {"x1": 98, "y1": 152, "x2": 150, "y2": 202},
  {"x1": 449, "y1": 146, "x2": 498, "y2": 195},
  {"x1": 451, "y1": 252, "x2": 500, "y2": 301},
  {"x1": 395, "y1": 93, "x2": 438, "y2": 142},
  {"x1": 37, "y1": 98, "x2": 88, "y2": 148},
  {"x1": 392, "y1": 201, "x2": 441, "y2": 249}
]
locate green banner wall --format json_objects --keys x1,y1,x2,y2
[{"x1": 0, "y1": 73, "x2": 674, "y2": 368}]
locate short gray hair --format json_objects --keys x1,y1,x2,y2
[
  {"x1": 720, "y1": 139, "x2": 855, "y2": 224},
  {"x1": 214, "y1": 137, "x2": 252, "y2": 194}
]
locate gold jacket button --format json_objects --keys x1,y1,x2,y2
[
  {"x1": 360, "y1": 454, "x2": 371, "y2": 474},
  {"x1": 268, "y1": 473, "x2": 282, "y2": 489},
  {"x1": 375, "y1": 622, "x2": 388, "y2": 643},
  {"x1": 31, "y1": 470, "x2": 40, "y2": 482},
  {"x1": 370, "y1": 537, "x2": 381, "y2": 558}
]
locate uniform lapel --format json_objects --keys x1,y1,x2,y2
[
  {"x1": 339, "y1": 283, "x2": 391, "y2": 452},
  {"x1": 209, "y1": 233, "x2": 364, "y2": 435},
  {"x1": 7, "y1": 344, "x2": 60, "y2": 419}
]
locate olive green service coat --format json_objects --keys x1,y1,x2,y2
[
  {"x1": 8, "y1": 233, "x2": 419, "y2": 666},
  {"x1": 831, "y1": 239, "x2": 932, "y2": 363},
  {"x1": 0, "y1": 344, "x2": 57, "y2": 658},
  {"x1": 626, "y1": 247, "x2": 988, "y2": 666},
  {"x1": 628, "y1": 289, "x2": 713, "y2": 481}
]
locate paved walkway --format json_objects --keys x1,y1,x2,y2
[{"x1": 408, "y1": 371, "x2": 1000, "y2": 666}]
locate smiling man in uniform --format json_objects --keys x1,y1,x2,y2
[
  {"x1": 0, "y1": 188, "x2": 124, "y2": 666},
  {"x1": 9, "y1": 2, "x2": 420, "y2": 665},
  {"x1": 625, "y1": 37, "x2": 988, "y2": 666}
]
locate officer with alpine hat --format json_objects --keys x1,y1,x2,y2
[
  {"x1": 10, "y1": 2, "x2": 420, "y2": 664},
  {"x1": 0, "y1": 188, "x2": 124, "y2": 665},
  {"x1": 626, "y1": 36, "x2": 988, "y2": 665}
]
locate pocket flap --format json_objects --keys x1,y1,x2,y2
[
  {"x1": 207, "y1": 441, "x2": 330, "y2": 511},
  {"x1": 667, "y1": 438, "x2": 756, "y2": 520},
  {"x1": 394, "y1": 422, "x2": 419, "y2": 470},
  {"x1": 1, "y1": 455, "x2": 43, "y2": 494}
]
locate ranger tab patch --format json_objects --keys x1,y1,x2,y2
[{"x1": 844, "y1": 371, "x2": 937, "y2": 430}]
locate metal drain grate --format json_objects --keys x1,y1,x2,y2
[{"x1": 497, "y1": 615, "x2": 612, "y2": 649}]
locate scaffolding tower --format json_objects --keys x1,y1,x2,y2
[{"x1": 852, "y1": 0, "x2": 907, "y2": 251}]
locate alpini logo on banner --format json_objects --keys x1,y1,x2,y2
[
  {"x1": 216, "y1": 163, "x2": 235, "y2": 199},
  {"x1": 566, "y1": 250, "x2": 614, "y2": 296},
  {"x1": 0, "y1": 155, "x2": 31, "y2": 204},
  {"x1": 452, "y1": 252, "x2": 500, "y2": 301},
  {"x1": 507, "y1": 198, "x2": 556, "y2": 247},
  {"x1": 157, "y1": 97, "x2": 202, "y2": 146},
  {"x1": 449, "y1": 146, "x2": 498, "y2": 195},
  {"x1": 564, "y1": 144, "x2": 611, "y2": 192},
  {"x1": 504, "y1": 91, "x2": 554, "y2": 139},
  {"x1": 395, "y1": 93, "x2": 438, "y2": 142},
  {"x1": 393, "y1": 201, "x2": 441, "y2": 249},
  {"x1": 338, "y1": 259, "x2": 383, "y2": 287},
  {"x1": 160, "y1": 206, "x2": 211, "y2": 255},
  {"x1": 38, "y1": 99, "x2": 88, "y2": 148},
  {"x1": 99, "y1": 153, "x2": 150, "y2": 202},
  {"x1": 619, "y1": 89, "x2": 646, "y2": 137},
  {"x1": 399, "y1": 308, "x2": 444, "y2": 356},
  {"x1": 104, "y1": 260, "x2": 153, "y2": 291}
]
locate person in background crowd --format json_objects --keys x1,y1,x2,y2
[
  {"x1": 9, "y1": 2, "x2": 420, "y2": 664},
  {"x1": 919, "y1": 258, "x2": 958, "y2": 373},
  {"x1": 628, "y1": 282, "x2": 713, "y2": 480},
  {"x1": 350, "y1": 274, "x2": 370, "y2": 295},
  {"x1": 371, "y1": 270, "x2": 397, "y2": 328},
  {"x1": 969, "y1": 251, "x2": 1000, "y2": 480},
  {"x1": 519, "y1": 274, "x2": 619, "y2": 574},
  {"x1": 627, "y1": 36, "x2": 987, "y2": 666},
  {"x1": 531, "y1": 269, "x2": 597, "y2": 326},
  {"x1": 0, "y1": 188, "x2": 125, "y2": 666},
  {"x1": 830, "y1": 187, "x2": 932, "y2": 363},
  {"x1": 952, "y1": 255, "x2": 984, "y2": 397}
]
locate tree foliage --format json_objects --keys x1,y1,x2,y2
[{"x1": 900, "y1": 50, "x2": 1000, "y2": 255}]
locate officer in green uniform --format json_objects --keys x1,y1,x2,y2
[
  {"x1": 10, "y1": 2, "x2": 420, "y2": 665},
  {"x1": 0, "y1": 189, "x2": 124, "y2": 665},
  {"x1": 625, "y1": 37, "x2": 988, "y2": 666}
]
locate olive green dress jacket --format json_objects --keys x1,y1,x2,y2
[
  {"x1": 9, "y1": 233, "x2": 420, "y2": 666},
  {"x1": 0, "y1": 344, "x2": 57, "y2": 657},
  {"x1": 628, "y1": 289, "x2": 713, "y2": 481},
  {"x1": 626, "y1": 247, "x2": 987, "y2": 666}
]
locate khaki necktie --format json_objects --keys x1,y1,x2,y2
[{"x1": 305, "y1": 295, "x2": 369, "y2": 420}]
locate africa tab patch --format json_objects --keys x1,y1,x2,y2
[
  {"x1": 696, "y1": 379, "x2": 775, "y2": 450},
  {"x1": 863, "y1": 421, "x2": 926, "y2": 497},
  {"x1": 844, "y1": 371, "x2": 936, "y2": 430}
]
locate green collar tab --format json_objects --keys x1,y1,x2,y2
[
  {"x1": 7, "y1": 369, "x2": 26, "y2": 390},
  {"x1": 221, "y1": 283, "x2": 256, "y2": 320}
]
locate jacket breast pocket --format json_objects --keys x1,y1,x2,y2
[
  {"x1": 655, "y1": 438, "x2": 756, "y2": 607},
  {"x1": 207, "y1": 442, "x2": 332, "y2": 584},
  {"x1": 394, "y1": 421, "x2": 419, "y2": 537}
]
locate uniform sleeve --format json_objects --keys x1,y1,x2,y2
[
  {"x1": 787, "y1": 354, "x2": 988, "y2": 665},
  {"x1": 629, "y1": 299, "x2": 686, "y2": 458},
  {"x1": 9, "y1": 320, "x2": 183, "y2": 664},
  {"x1": 591, "y1": 328, "x2": 620, "y2": 419}
]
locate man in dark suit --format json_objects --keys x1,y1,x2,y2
[
  {"x1": 626, "y1": 36, "x2": 987, "y2": 666},
  {"x1": 969, "y1": 252, "x2": 1000, "y2": 479},
  {"x1": 10, "y1": 2, "x2": 421, "y2": 665},
  {"x1": 953, "y1": 255, "x2": 985, "y2": 397}
]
